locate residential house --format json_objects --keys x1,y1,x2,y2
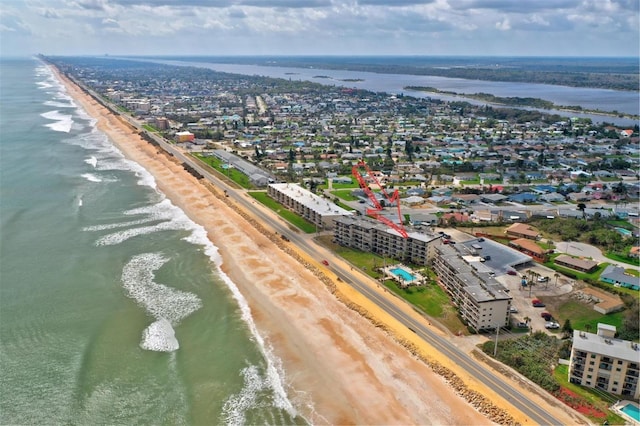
[
  {"x1": 508, "y1": 238, "x2": 548, "y2": 262},
  {"x1": 505, "y1": 223, "x2": 540, "y2": 240},
  {"x1": 599, "y1": 265, "x2": 640, "y2": 290},
  {"x1": 555, "y1": 254, "x2": 598, "y2": 273},
  {"x1": 508, "y1": 192, "x2": 539, "y2": 203}
]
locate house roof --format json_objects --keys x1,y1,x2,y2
[
  {"x1": 555, "y1": 254, "x2": 598, "y2": 270},
  {"x1": 505, "y1": 223, "x2": 540, "y2": 238},
  {"x1": 600, "y1": 265, "x2": 639, "y2": 287},
  {"x1": 509, "y1": 238, "x2": 545, "y2": 255}
]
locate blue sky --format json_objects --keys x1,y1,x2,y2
[{"x1": 1, "y1": 0, "x2": 638, "y2": 57}]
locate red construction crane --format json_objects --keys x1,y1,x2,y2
[{"x1": 352, "y1": 161, "x2": 409, "y2": 238}]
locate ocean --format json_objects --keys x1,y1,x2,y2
[{"x1": 0, "y1": 58, "x2": 306, "y2": 425}]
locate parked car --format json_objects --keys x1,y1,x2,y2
[
  {"x1": 538, "y1": 276, "x2": 549, "y2": 282},
  {"x1": 541, "y1": 312, "x2": 552, "y2": 320},
  {"x1": 545, "y1": 322, "x2": 560, "y2": 329},
  {"x1": 322, "y1": 260, "x2": 329, "y2": 266},
  {"x1": 532, "y1": 301, "x2": 546, "y2": 308},
  {"x1": 506, "y1": 270, "x2": 517, "y2": 276},
  {"x1": 516, "y1": 322, "x2": 529, "y2": 328},
  {"x1": 509, "y1": 306, "x2": 519, "y2": 313}
]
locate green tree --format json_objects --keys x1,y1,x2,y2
[
  {"x1": 562, "y1": 319, "x2": 573, "y2": 338},
  {"x1": 577, "y1": 203, "x2": 587, "y2": 219}
]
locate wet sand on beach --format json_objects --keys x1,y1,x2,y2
[{"x1": 53, "y1": 67, "x2": 584, "y2": 426}]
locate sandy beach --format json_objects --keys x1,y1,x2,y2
[{"x1": 53, "y1": 67, "x2": 585, "y2": 426}]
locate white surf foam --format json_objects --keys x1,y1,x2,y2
[
  {"x1": 41, "y1": 110, "x2": 73, "y2": 133},
  {"x1": 81, "y1": 173, "x2": 102, "y2": 183},
  {"x1": 85, "y1": 156, "x2": 98, "y2": 168},
  {"x1": 221, "y1": 365, "x2": 267, "y2": 426},
  {"x1": 121, "y1": 253, "x2": 202, "y2": 352},
  {"x1": 42, "y1": 59, "x2": 299, "y2": 417},
  {"x1": 44, "y1": 100, "x2": 74, "y2": 108},
  {"x1": 140, "y1": 318, "x2": 180, "y2": 352},
  {"x1": 215, "y1": 257, "x2": 297, "y2": 420}
]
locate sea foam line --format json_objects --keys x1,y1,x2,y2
[
  {"x1": 41, "y1": 109, "x2": 73, "y2": 133},
  {"x1": 122, "y1": 253, "x2": 202, "y2": 352}
]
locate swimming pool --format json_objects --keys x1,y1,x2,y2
[
  {"x1": 615, "y1": 227, "x2": 633, "y2": 236},
  {"x1": 620, "y1": 402, "x2": 640, "y2": 421},
  {"x1": 390, "y1": 268, "x2": 416, "y2": 282}
]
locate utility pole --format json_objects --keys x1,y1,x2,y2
[{"x1": 494, "y1": 324, "x2": 500, "y2": 357}]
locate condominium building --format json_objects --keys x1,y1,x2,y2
[
  {"x1": 332, "y1": 216, "x2": 439, "y2": 265},
  {"x1": 569, "y1": 324, "x2": 640, "y2": 399},
  {"x1": 428, "y1": 244, "x2": 512, "y2": 331},
  {"x1": 268, "y1": 183, "x2": 352, "y2": 230}
]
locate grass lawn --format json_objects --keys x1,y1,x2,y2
[
  {"x1": 550, "y1": 300, "x2": 625, "y2": 331},
  {"x1": 193, "y1": 153, "x2": 253, "y2": 189},
  {"x1": 248, "y1": 191, "x2": 316, "y2": 233},
  {"x1": 321, "y1": 181, "x2": 359, "y2": 190},
  {"x1": 142, "y1": 124, "x2": 158, "y2": 132},
  {"x1": 330, "y1": 189, "x2": 359, "y2": 201},
  {"x1": 553, "y1": 365, "x2": 626, "y2": 425},
  {"x1": 316, "y1": 236, "x2": 468, "y2": 334},
  {"x1": 605, "y1": 252, "x2": 640, "y2": 267},
  {"x1": 383, "y1": 280, "x2": 469, "y2": 334}
]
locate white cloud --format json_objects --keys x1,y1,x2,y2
[
  {"x1": 0, "y1": 0, "x2": 636, "y2": 56},
  {"x1": 495, "y1": 17, "x2": 510, "y2": 30}
]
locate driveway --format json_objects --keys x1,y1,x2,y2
[{"x1": 555, "y1": 241, "x2": 640, "y2": 271}]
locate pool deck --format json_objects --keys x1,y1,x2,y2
[
  {"x1": 611, "y1": 400, "x2": 640, "y2": 425},
  {"x1": 383, "y1": 264, "x2": 425, "y2": 288}
]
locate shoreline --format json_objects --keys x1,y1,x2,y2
[{"x1": 50, "y1": 64, "x2": 585, "y2": 425}]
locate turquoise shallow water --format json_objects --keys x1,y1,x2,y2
[{"x1": 0, "y1": 58, "x2": 306, "y2": 425}]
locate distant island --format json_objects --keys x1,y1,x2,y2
[
  {"x1": 340, "y1": 78, "x2": 364, "y2": 82},
  {"x1": 313, "y1": 75, "x2": 332, "y2": 79},
  {"x1": 405, "y1": 86, "x2": 640, "y2": 120}
]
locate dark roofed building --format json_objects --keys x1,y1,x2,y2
[{"x1": 555, "y1": 254, "x2": 598, "y2": 273}]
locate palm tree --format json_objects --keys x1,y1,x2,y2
[
  {"x1": 577, "y1": 202, "x2": 587, "y2": 219},
  {"x1": 554, "y1": 272, "x2": 560, "y2": 288},
  {"x1": 524, "y1": 316, "x2": 531, "y2": 325}
]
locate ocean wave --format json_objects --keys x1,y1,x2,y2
[
  {"x1": 221, "y1": 365, "x2": 269, "y2": 426},
  {"x1": 44, "y1": 60, "x2": 298, "y2": 416},
  {"x1": 216, "y1": 259, "x2": 297, "y2": 420},
  {"x1": 41, "y1": 110, "x2": 73, "y2": 133},
  {"x1": 44, "y1": 100, "x2": 75, "y2": 108},
  {"x1": 85, "y1": 156, "x2": 98, "y2": 168},
  {"x1": 81, "y1": 173, "x2": 102, "y2": 183},
  {"x1": 121, "y1": 253, "x2": 202, "y2": 352},
  {"x1": 140, "y1": 318, "x2": 180, "y2": 352}
]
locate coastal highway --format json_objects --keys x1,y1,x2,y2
[
  {"x1": 72, "y1": 79, "x2": 565, "y2": 424},
  {"x1": 152, "y1": 149, "x2": 566, "y2": 425}
]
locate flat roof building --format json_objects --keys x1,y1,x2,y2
[
  {"x1": 569, "y1": 324, "x2": 640, "y2": 399},
  {"x1": 428, "y1": 244, "x2": 512, "y2": 331},
  {"x1": 333, "y1": 216, "x2": 439, "y2": 265},
  {"x1": 268, "y1": 183, "x2": 352, "y2": 230}
]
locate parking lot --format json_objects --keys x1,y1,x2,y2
[
  {"x1": 435, "y1": 227, "x2": 575, "y2": 335},
  {"x1": 495, "y1": 267, "x2": 574, "y2": 334}
]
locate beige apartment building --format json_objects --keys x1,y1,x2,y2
[
  {"x1": 569, "y1": 323, "x2": 640, "y2": 399},
  {"x1": 268, "y1": 183, "x2": 352, "y2": 230},
  {"x1": 428, "y1": 244, "x2": 512, "y2": 331},
  {"x1": 332, "y1": 216, "x2": 438, "y2": 265}
]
